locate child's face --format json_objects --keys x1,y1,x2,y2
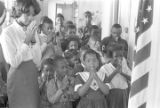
[
  {"x1": 80, "y1": 50, "x2": 87, "y2": 65},
  {"x1": 56, "y1": 17, "x2": 64, "y2": 26},
  {"x1": 112, "y1": 51, "x2": 123, "y2": 67},
  {"x1": 88, "y1": 39, "x2": 101, "y2": 51},
  {"x1": 85, "y1": 15, "x2": 92, "y2": 25},
  {"x1": 84, "y1": 53, "x2": 99, "y2": 72},
  {"x1": 42, "y1": 23, "x2": 53, "y2": 36},
  {"x1": 102, "y1": 54, "x2": 112, "y2": 64},
  {"x1": 42, "y1": 64, "x2": 54, "y2": 76},
  {"x1": 91, "y1": 29, "x2": 100, "y2": 38},
  {"x1": 111, "y1": 27, "x2": 122, "y2": 40},
  {"x1": 56, "y1": 59, "x2": 68, "y2": 77},
  {"x1": 69, "y1": 55, "x2": 80, "y2": 67},
  {"x1": 67, "y1": 28, "x2": 76, "y2": 36},
  {"x1": 68, "y1": 41, "x2": 79, "y2": 50}
]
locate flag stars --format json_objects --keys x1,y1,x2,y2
[
  {"x1": 146, "y1": 5, "x2": 152, "y2": 12},
  {"x1": 142, "y1": 18, "x2": 148, "y2": 24}
]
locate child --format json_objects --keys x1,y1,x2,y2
[
  {"x1": 88, "y1": 34, "x2": 101, "y2": 52},
  {"x1": 55, "y1": 13, "x2": 65, "y2": 40},
  {"x1": 79, "y1": 46, "x2": 90, "y2": 71},
  {"x1": 90, "y1": 25, "x2": 101, "y2": 40},
  {"x1": 64, "y1": 49, "x2": 82, "y2": 75},
  {"x1": 54, "y1": 14, "x2": 66, "y2": 56},
  {"x1": 78, "y1": 11, "x2": 93, "y2": 46},
  {"x1": 55, "y1": 13, "x2": 65, "y2": 34},
  {"x1": 101, "y1": 47, "x2": 113, "y2": 65},
  {"x1": 61, "y1": 36, "x2": 81, "y2": 52},
  {"x1": 45, "y1": 55, "x2": 75, "y2": 108},
  {"x1": 64, "y1": 49, "x2": 83, "y2": 108},
  {"x1": 37, "y1": 16, "x2": 55, "y2": 60},
  {"x1": 101, "y1": 24, "x2": 128, "y2": 58},
  {"x1": 75, "y1": 49, "x2": 109, "y2": 108},
  {"x1": 64, "y1": 20, "x2": 74, "y2": 32},
  {"x1": 87, "y1": 34, "x2": 102, "y2": 61},
  {"x1": 99, "y1": 47, "x2": 131, "y2": 108},
  {"x1": 39, "y1": 58, "x2": 55, "y2": 108},
  {"x1": 65, "y1": 24, "x2": 77, "y2": 38}
]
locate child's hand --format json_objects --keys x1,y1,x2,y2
[
  {"x1": 66, "y1": 66, "x2": 74, "y2": 76},
  {"x1": 41, "y1": 72, "x2": 47, "y2": 82},
  {"x1": 116, "y1": 63, "x2": 122, "y2": 73},
  {"x1": 92, "y1": 72, "x2": 99, "y2": 80},
  {"x1": 89, "y1": 72, "x2": 96, "y2": 79},
  {"x1": 61, "y1": 76, "x2": 69, "y2": 90},
  {"x1": 69, "y1": 77, "x2": 75, "y2": 86}
]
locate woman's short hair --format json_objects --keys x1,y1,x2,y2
[
  {"x1": 0, "y1": 1, "x2": 6, "y2": 26},
  {"x1": 11, "y1": 0, "x2": 40, "y2": 18},
  {"x1": 0, "y1": 1, "x2": 5, "y2": 17}
]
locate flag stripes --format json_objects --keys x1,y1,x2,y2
[
  {"x1": 134, "y1": 42, "x2": 151, "y2": 66},
  {"x1": 130, "y1": 72, "x2": 149, "y2": 97},
  {"x1": 129, "y1": 0, "x2": 153, "y2": 107},
  {"x1": 132, "y1": 57, "x2": 150, "y2": 82},
  {"x1": 136, "y1": 31, "x2": 152, "y2": 51}
]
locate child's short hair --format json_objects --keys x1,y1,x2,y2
[
  {"x1": 40, "y1": 16, "x2": 53, "y2": 25},
  {"x1": 56, "y1": 13, "x2": 64, "y2": 20},
  {"x1": 61, "y1": 36, "x2": 81, "y2": 52},
  {"x1": 91, "y1": 25, "x2": 99, "y2": 30},
  {"x1": 64, "y1": 49, "x2": 79, "y2": 60},
  {"x1": 112, "y1": 45, "x2": 124, "y2": 57},
  {"x1": 84, "y1": 11, "x2": 92, "y2": 17},
  {"x1": 41, "y1": 58, "x2": 54, "y2": 71},
  {"x1": 65, "y1": 20, "x2": 74, "y2": 26},
  {"x1": 66, "y1": 24, "x2": 76, "y2": 31},
  {"x1": 112, "y1": 23, "x2": 122, "y2": 29}
]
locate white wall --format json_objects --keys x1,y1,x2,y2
[
  {"x1": 118, "y1": 0, "x2": 132, "y2": 41},
  {"x1": 48, "y1": 0, "x2": 57, "y2": 24},
  {"x1": 101, "y1": 0, "x2": 119, "y2": 39},
  {"x1": 34, "y1": 0, "x2": 48, "y2": 23},
  {"x1": 76, "y1": 0, "x2": 102, "y2": 28},
  {"x1": 48, "y1": 0, "x2": 75, "y2": 25},
  {"x1": 126, "y1": 0, "x2": 139, "y2": 67}
]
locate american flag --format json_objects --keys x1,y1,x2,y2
[{"x1": 128, "y1": 0, "x2": 153, "y2": 108}]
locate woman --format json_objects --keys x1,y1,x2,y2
[{"x1": 0, "y1": 0, "x2": 41, "y2": 108}]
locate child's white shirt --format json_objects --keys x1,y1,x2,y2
[{"x1": 99, "y1": 58, "x2": 131, "y2": 89}]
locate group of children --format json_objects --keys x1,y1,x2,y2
[{"x1": 36, "y1": 12, "x2": 131, "y2": 108}]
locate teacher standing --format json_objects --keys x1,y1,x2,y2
[{"x1": 0, "y1": 0, "x2": 41, "y2": 108}]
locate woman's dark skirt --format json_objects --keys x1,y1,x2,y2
[{"x1": 7, "y1": 61, "x2": 40, "y2": 108}]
